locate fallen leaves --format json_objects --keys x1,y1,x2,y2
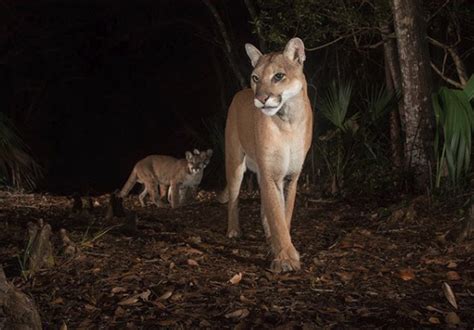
[
  {"x1": 445, "y1": 311, "x2": 461, "y2": 325},
  {"x1": 229, "y1": 272, "x2": 242, "y2": 285},
  {"x1": 446, "y1": 271, "x2": 461, "y2": 281},
  {"x1": 118, "y1": 290, "x2": 151, "y2": 306},
  {"x1": 187, "y1": 259, "x2": 199, "y2": 267},
  {"x1": 442, "y1": 282, "x2": 458, "y2": 309},
  {"x1": 399, "y1": 268, "x2": 416, "y2": 281},
  {"x1": 225, "y1": 308, "x2": 249, "y2": 320}
]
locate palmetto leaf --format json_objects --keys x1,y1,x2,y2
[
  {"x1": 0, "y1": 113, "x2": 42, "y2": 190},
  {"x1": 433, "y1": 86, "x2": 473, "y2": 188},
  {"x1": 366, "y1": 85, "x2": 398, "y2": 123},
  {"x1": 463, "y1": 74, "x2": 474, "y2": 102},
  {"x1": 320, "y1": 80, "x2": 353, "y2": 131}
]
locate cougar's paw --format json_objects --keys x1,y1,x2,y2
[
  {"x1": 226, "y1": 228, "x2": 241, "y2": 238},
  {"x1": 270, "y1": 246, "x2": 301, "y2": 273}
]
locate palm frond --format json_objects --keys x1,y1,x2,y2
[{"x1": 0, "y1": 113, "x2": 42, "y2": 190}]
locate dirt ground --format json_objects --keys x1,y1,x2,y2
[{"x1": 0, "y1": 190, "x2": 473, "y2": 328}]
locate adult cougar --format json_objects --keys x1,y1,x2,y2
[
  {"x1": 223, "y1": 38, "x2": 313, "y2": 272},
  {"x1": 120, "y1": 149, "x2": 212, "y2": 208}
]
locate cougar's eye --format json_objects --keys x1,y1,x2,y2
[
  {"x1": 274, "y1": 72, "x2": 285, "y2": 82},
  {"x1": 251, "y1": 75, "x2": 259, "y2": 83}
]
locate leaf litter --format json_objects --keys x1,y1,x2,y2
[{"x1": 0, "y1": 191, "x2": 472, "y2": 327}]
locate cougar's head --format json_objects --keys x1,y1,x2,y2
[
  {"x1": 245, "y1": 38, "x2": 306, "y2": 116},
  {"x1": 185, "y1": 149, "x2": 213, "y2": 174}
]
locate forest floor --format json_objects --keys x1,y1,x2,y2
[{"x1": 0, "y1": 190, "x2": 473, "y2": 328}]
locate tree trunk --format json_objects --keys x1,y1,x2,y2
[
  {"x1": 0, "y1": 267, "x2": 42, "y2": 330},
  {"x1": 243, "y1": 0, "x2": 266, "y2": 52},
  {"x1": 381, "y1": 23, "x2": 403, "y2": 168},
  {"x1": 202, "y1": 0, "x2": 247, "y2": 89},
  {"x1": 391, "y1": 0, "x2": 435, "y2": 191}
]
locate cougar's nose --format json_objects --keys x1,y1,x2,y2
[{"x1": 255, "y1": 93, "x2": 269, "y2": 105}]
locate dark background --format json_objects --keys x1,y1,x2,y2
[{"x1": 1, "y1": 0, "x2": 254, "y2": 194}]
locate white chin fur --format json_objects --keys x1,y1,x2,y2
[{"x1": 260, "y1": 105, "x2": 282, "y2": 116}]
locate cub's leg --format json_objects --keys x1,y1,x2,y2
[
  {"x1": 144, "y1": 180, "x2": 166, "y2": 208},
  {"x1": 159, "y1": 184, "x2": 169, "y2": 204},
  {"x1": 138, "y1": 186, "x2": 148, "y2": 207},
  {"x1": 168, "y1": 182, "x2": 181, "y2": 209},
  {"x1": 260, "y1": 176, "x2": 300, "y2": 272}
]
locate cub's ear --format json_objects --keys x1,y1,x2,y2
[
  {"x1": 185, "y1": 151, "x2": 193, "y2": 161},
  {"x1": 245, "y1": 43, "x2": 263, "y2": 67},
  {"x1": 193, "y1": 149, "x2": 200, "y2": 155},
  {"x1": 206, "y1": 149, "x2": 213, "y2": 158},
  {"x1": 283, "y1": 38, "x2": 306, "y2": 65}
]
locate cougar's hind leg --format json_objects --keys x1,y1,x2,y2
[
  {"x1": 138, "y1": 186, "x2": 147, "y2": 207},
  {"x1": 226, "y1": 150, "x2": 245, "y2": 238}
]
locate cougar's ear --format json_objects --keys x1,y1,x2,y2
[
  {"x1": 206, "y1": 149, "x2": 213, "y2": 158},
  {"x1": 185, "y1": 151, "x2": 193, "y2": 161},
  {"x1": 283, "y1": 38, "x2": 306, "y2": 65},
  {"x1": 193, "y1": 149, "x2": 200, "y2": 155},
  {"x1": 245, "y1": 43, "x2": 263, "y2": 67}
]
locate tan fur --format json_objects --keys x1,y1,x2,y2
[
  {"x1": 120, "y1": 149, "x2": 212, "y2": 208},
  {"x1": 223, "y1": 38, "x2": 313, "y2": 272}
]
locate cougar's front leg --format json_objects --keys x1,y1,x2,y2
[
  {"x1": 284, "y1": 173, "x2": 300, "y2": 230},
  {"x1": 169, "y1": 182, "x2": 180, "y2": 209},
  {"x1": 260, "y1": 176, "x2": 300, "y2": 272}
]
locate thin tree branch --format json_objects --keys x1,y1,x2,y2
[
  {"x1": 243, "y1": 0, "x2": 266, "y2": 52},
  {"x1": 306, "y1": 28, "x2": 380, "y2": 51},
  {"x1": 427, "y1": 36, "x2": 468, "y2": 86},
  {"x1": 202, "y1": 0, "x2": 247, "y2": 89},
  {"x1": 427, "y1": 0, "x2": 451, "y2": 22},
  {"x1": 430, "y1": 61, "x2": 463, "y2": 89}
]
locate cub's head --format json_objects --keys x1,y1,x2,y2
[
  {"x1": 245, "y1": 38, "x2": 306, "y2": 116},
  {"x1": 185, "y1": 149, "x2": 213, "y2": 174}
]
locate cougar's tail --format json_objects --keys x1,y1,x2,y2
[
  {"x1": 119, "y1": 168, "x2": 138, "y2": 198},
  {"x1": 216, "y1": 186, "x2": 229, "y2": 204}
]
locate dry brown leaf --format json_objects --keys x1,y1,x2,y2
[
  {"x1": 111, "y1": 287, "x2": 127, "y2": 294},
  {"x1": 446, "y1": 271, "x2": 461, "y2": 281},
  {"x1": 336, "y1": 271, "x2": 353, "y2": 283},
  {"x1": 445, "y1": 311, "x2": 460, "y2": 325},
  {"x1": 442, "y1": 282, "x2": 458, "y2": 309},
  {"x1": 229, "y1": 272, "x2": 243, "y2": 285},
  {"x1": 399, "y1": 268, "x2": 415, "y2": 281},
  {"x1": 84, "y1": 304, "x2": 96, "y2": 311},
  {"x1": 240, "y1": 294, "x2": 254, "y2": 304},
  {"x1": 118, "y1": 289, "x2": 151, "y2": 306},
  {"x1": 52, "y1": 297, "x2": 64, "y2": 305},
  {"x1": 428, "y1": 316, "x2": 440, "y2": 324},
  {"x1": 59, "y1": 321, "x2": 67, "y2": 330},
  {"x1": 187, "y1": 259, "x2": 199, "y2": 266},
  {"x1": 225, "y1": 308, "x2": 249, "y2": 319},
  {"x1": 158, "y1": 290, "x2": 173, "y2": 301},
  {"x1": 446, "y1": 261, "x2": 457, "y2": 269},
  {"x1": 114, "y1": 306, "x2": 126, "y2": 317}
]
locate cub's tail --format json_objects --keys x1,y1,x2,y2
[
  {"x1": 119, "y1": 168, "x2": 138, "y2": 198},
  {"x1": 216, "y1": 186, "x2": 229, "y2": 204}
]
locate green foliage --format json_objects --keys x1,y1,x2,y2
[
  {"x1": 433, "y1": 75, "x2": 474, "y2": 189},
  {"x1": 316, "y1": 81, "x2": 396, "y2": 194},
  {"x1": 0, "y1": 113, "x2": 42, "y2": 190},
  {"x1": 316, "y1": 80, "x2": 358, "y2": 194},
  {"x1": 254, "y1": 0, "x2": 390, "y2": 48}
]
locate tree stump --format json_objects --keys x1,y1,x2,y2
[
  {"x1": 106, "y1": 191, "x2": 125, "y2": 220},
  {"x1": 26, "y1": 219, "x2": 55, "y2": 275},
  {"x1": 59, "y1": 229, "x2": 80, "y2": 257},
  {"x1": 0, "y1": 266, "x2": 42, "y2": 330},
  {"x1": 71, "y1": 193, "x2": 82, "y2": 214}
]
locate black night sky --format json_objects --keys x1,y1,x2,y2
[{"x1": 1, "y1": 0, "x2": 253, "y2": 193}]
